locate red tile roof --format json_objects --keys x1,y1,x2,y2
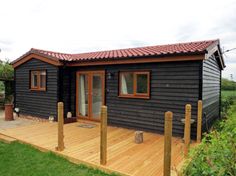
[{"x1": 28, "y1": 39, "x2": 218, "y2": 62}]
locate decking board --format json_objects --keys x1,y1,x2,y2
[{"x1": 0, "y1": 120, "x2": 192, "y2": 176}]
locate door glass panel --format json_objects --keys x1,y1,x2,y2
[
  {"x1": 78, "y1": 74, "x2": 89, "y2": 117},
  {"x1": 92, "y1": 74, "x2": 102, "y2": 119}
]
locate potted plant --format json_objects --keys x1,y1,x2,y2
[
  {"x1": 48, "y1": 113, "x2": 55, "y2": 123},
  {"x1": 64, "y1": 112, "x2": 77, "y2": 124},
  {"x1": 5, "y1": 94, "x2": 14, "y2": 121}
]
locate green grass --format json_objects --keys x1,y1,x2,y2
[
  {"x1": 0, "y1": 141, "x2": 118, "y2": 176},
  {"x1": 221, "y1": 90, "x2": 236, "y2": 99}
]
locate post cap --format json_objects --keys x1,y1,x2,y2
[
  {"x1": 185, "y1": 104, "x2": 191, "y2": 110},
  {"x1": 101, "y1": 105, "x2": 107, "y2": 110},
  {"x1": 58, "y1": 102, "x2": 64, "y2": 106},
  {"x1": 165, "y1": 111, "x2": 173, "y2": 121}
]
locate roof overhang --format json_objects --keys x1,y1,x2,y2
[
  {"x1": 205, "y1": 40, "x2": 225, "y2": 70},
  {"x1": 12, "y1": 53, "x2": 63, "y2": 68},
  {"x1": 65, "y1": 54, "x2": 205, "y2": 67},
  {"x1": 12, "y1": 40, "x2": 225, "y2": 69}
]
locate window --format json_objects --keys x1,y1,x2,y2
[
  {"x1": 30, "y1": 70, "x2": 46, "y2": 91},
  {"x1": 119, "y1": 71, "x2": 150, "y2": 99}
]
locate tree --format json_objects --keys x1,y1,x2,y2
[
  {"x1": 0, "y1": 60, "x2": 14, "y2": 103},
  {"x1": 0, "y1": 60, "x2": 14, "y2": 81}
]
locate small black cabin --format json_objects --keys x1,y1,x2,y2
[{"x1": 12, "y1": 39, "x2": 225, "y2": 138}]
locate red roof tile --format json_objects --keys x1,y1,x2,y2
[{"x1": 15, "y1": 39, "x2": 219, "y2": 64}]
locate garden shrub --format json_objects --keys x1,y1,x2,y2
[
  {"x1": 222, "y1": 78, "x2": 236, "y2": 91},
  {"x1": 182, "y1": 95, "x2": 236, "y2": 176},
  {"x1": 0, "y1": 61, "x2": 14, "y2": 103},
  {"x1": 221, "y1": 94, "x2": 236, "y2": 118}
]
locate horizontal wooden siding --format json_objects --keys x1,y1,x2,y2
[
  {"x1": 63, "y1": 61, "x2": 201, "y2": 137},
  {"x1": 202, "y1": 55, "x2": 221, "y2": 132},
  {"x1": 15, "y1": 59, "x2": 58, "y2": 118}
]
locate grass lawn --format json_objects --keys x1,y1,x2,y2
[
  {"x1": 0, "y1": 141, "x2": 117, "y2": 176},
  {"x1": 221, "y1": 90, "x2": 236, "y2": 99}
]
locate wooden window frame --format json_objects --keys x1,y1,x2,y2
[
  {"x1": 30, "y1": 70, "x2": 47, "y2": 91},
  {"x1": 119, "y1": 71, "x2": 150, "y2": 99}
]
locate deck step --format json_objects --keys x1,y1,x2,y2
[{"x1": 0, "y1": 134, "x2": 16, "y2": 143}]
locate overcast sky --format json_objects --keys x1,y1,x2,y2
[{"x1": 0, "y1": 0, "x2": 236, "y2": 80}]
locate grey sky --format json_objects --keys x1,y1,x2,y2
[{"x1": 0, "y1": 0, "x2": 236, "y2": 80}]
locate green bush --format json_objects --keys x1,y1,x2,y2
[
  {"x1": 0, "y1": 81, "x2": 4, "y2": 92},
  {"x1": 0, "y1": 60, "x2": 14, "y2": 81},
  {"x1": 182, "y1": 97, "x2": 236, "y2": 176},
  {"x1": 222, "y1": 78, "x2": 236, "y2": 91},
  {"x1": 221, "y1": 94, "x2": 236, "y2": 117},
  {"x1": 0, "y1": 61, "x2": 14, "y2": 103}
]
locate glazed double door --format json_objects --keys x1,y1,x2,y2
[{"x1": 76, "y1": 71, "x2": 105, "y2": 121}]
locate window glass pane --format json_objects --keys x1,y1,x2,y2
[
  {"x1": 136, "y1": 74, "x2": 148, "y2": 94},
  {"x1": 39, "y1": 71, "x2": 46, "y2": 88},
  {"x1": 31, "y1": 72, "x2": 38, "y2": 88},
  {"x1": 121, "y1": 73, "x2": 133, "y2": 94}
]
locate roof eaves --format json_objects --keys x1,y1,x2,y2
[
  {"x1": 204, "y1": 40, "x2": 225, "y2": 70},
  {"x1": 65, "y1": 53, "x2": 205, "y2": 67},
  {"x1": 11, "y1": 49, "x2": 63, "y2": 68},
  {"x1": 30, "y1": 49, "x2": 61, "y2": 62},
  {"x1": 217, "y1": 45, "x2": 225, "y2": 68},
  {"x1": 64, "y1": 52, "x2": 205, "y2": 65}
]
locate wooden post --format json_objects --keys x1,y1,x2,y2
[
  {"x1": 164, "y1": 111, "x2": 173, "y2": 176},
  {"x1": 56, "y1": 102, "x2": 65, "y2": 151},
  {"x1": 197, "y1": 100, "x2": 203, "y2": 143},
  {"x1": 100, "y1": 105, "x2": 107, "y2": 165},
  {"x1": 184, "y1": 104, "x2": 191, "y2": 157}
]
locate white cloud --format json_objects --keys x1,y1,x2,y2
[{"x1": 0, "y1": 0, "x2": 236, "y2": 80}]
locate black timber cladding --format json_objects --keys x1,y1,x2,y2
[
  {"x1": 14, "y1": 56, "x2": 221, "y2": 138},
  {"x1": 62, "y1": 68, "x2": 76, "y2": 117},
  {"x1": 15, "y1": 58, "x2": 58, "y2": 118},
  {"x1": 202, "y1": 55, "x2": 221, "y2": 132},
  {"x1": 63, "y1": 61, "x2": 202, "y2": 137}
]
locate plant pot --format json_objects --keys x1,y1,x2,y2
[
  {"x1": 64, "y1": 117, "x2": 77, "y2": 124},
  {"x1": 5, "y1": 104, "x2": 14, "y2": 121}
]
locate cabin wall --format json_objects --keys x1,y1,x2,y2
[
  {"x1": 63, "y1": 61, "x2": 202, "y2": 137},
  {"x1": 15, "y1": 59, "x2": 58, "y2": 118},
  {"x1": 62, "y1": 68, "x2": 76, "y2": 117},
  {"x1": 202, "y1": 55, "x2": 221, "y2": 132}
]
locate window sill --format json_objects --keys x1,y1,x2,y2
[
  {"x1": 118, "y1": 95, "x2": 150, "y2": 99},
  {"x1": 30, "y1": 88, "x2": 46, "y2": 91}
]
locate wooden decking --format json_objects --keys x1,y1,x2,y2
[{"x1": 0, "y1": 120, "x2": 188, "y2": 176}]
